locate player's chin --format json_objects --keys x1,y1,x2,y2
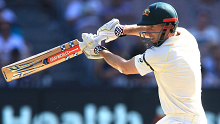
[{"x1": 151, "y1": 38, "x2": 156, "y2": 42}]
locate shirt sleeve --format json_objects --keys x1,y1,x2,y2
[
  {"x1": 134, "y1": 46, "x2": 171, "y2": 76},
  {"x1": 134, "y1": 54, "x2": 153, "y2": 76}
]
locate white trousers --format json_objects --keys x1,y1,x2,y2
[{"x1": 156, "y1": 114, "x2": 207, "y2": 124}]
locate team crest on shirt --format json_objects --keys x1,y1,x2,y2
[
  {"x1": 139, "y1": 58, "x2": 143, "y2": 63},
  {"x1": 143, "y1": 8, "x2": 150, "y2": 16}
]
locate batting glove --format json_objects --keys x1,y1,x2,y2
[
  {"x1": 97, "y1": 18, "x2": 125, "y2": 43},
  {"x1": 94, "y1": 45, "x2": 108, "y2": 55},
  {"x1": 82, "y1": 33, "x2": 103, "y2": 59},
  {"x1": 82, "y1": 33, "x2": 100, "y2": 48},
  {"x1": 83, "y1": 47, "x2": 103, "y2": 59}
]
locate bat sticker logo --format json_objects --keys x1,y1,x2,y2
[
  {"x1": 60, "y1": 44, "x2": 66, "y2": 51},
  {"x1": 48, "y1": 45, "x2": 80, "y2": 63},
  {"x1": 8, "y1": 60, "x2": 42, "y2": 72},
  {"x1": 2, "y1": 71, "x2": 7, "y2": 80},
  {"x1": 73, "y1": 53, "x2": 78, "y2": 56},
  {"x1": 69, "y1": 41, "x2": 74, "y2": 48},
  {"x1": 12, "y1": 73, "x2": 22, "y2": 79},
  {"x1": 12, "y1": 65, "x2": 44, "y2": 79}
]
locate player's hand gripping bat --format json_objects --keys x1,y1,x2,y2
[{"x1": 1, "y1": 35, "x2": 106, "y2": 82}]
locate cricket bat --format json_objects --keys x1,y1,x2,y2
[{"x1": 1, "y1": 35, "x2": 106, "y2": 82}]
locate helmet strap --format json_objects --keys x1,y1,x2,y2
[{"x1": 153, "y1": 22, "x2": 175, "y2": 47}]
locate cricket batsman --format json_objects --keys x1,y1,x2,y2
[{"x1": 82, "y1": 2, "x2": 207, "y2": 123}]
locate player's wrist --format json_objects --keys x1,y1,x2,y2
[
  {"x1": 115, "y1": 25, "x2": 126, "y2": 37},
  {"x1": 94, "y1": 45, "x2": 108, "y2": 55}
]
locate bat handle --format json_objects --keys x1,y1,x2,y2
[
  {"x1": 79, "y1": 35, "x2": 107, "y2": 50},
  {"x1": 79, "y1": 42, "x2": 86, "y2": 50},
  {"x1": 94, "y1": 35, "x2": 107, "y2": 44}
]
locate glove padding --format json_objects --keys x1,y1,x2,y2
[
  {"x1": 82, "y1": 33, "x2": 99, "y2": 48},
  {"x1": 83, "y1": 47, "x2": 103, "y2": 59},
  {"x1": 82, "y1": 33, "x2": 103, "y2": 59},
  {"x1": 97, "y1": 18, "x2": 121, "y2": 43}
]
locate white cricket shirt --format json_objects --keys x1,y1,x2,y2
[{"x1": 135, "y1": 27, "x2": 206, "y2": 116}]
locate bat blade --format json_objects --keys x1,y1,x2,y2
[{"x1": 1, "y1": 39, "x2": 84, "y2": 82}]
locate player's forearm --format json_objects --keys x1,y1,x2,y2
[
  {"x1": 124, "y1": 24, "x2": 147, "y2": 36},
  {"x1": 99, "y1": 50, "x2": 128, "y2": 74}
]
